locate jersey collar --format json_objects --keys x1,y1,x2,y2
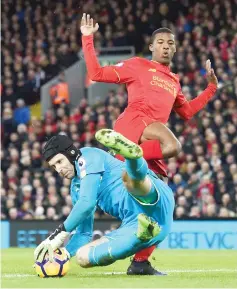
[
  {"x1": 150, "y1": 60, "x2": 171, "y2": 73},
  {"x1": 74, "y1": 160, "x2": 80, "y2": 177}
]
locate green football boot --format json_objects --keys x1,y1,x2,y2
[
  {"x1": 136, "y1": 213, "x2": 161, "y2": 242},
  {"x1": 95, "y1": 129, "x2": 143, "y2": 159}
]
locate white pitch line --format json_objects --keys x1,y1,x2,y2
[
  {"x1": 164, "y1": 269, "x2": 237, "y2": 273},
  {"x1": 2, "y1": 269, "x2": 237, "y2": 278},
  {"x1": 2, "y1": 274, "x2": 35, "y2": 278}
]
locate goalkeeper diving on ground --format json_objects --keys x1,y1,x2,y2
[{"x1": 34, "y1": 130, "x2": 174, "y2": 270}]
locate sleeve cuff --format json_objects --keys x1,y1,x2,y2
[
  {"x1": 82, "y1": 35, "x2": 94, "y2": 41},
  {"x1": 208, "y1": 83, "x2": 218, "y2": 90}
]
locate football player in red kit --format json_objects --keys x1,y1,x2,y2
[{"x1": 80, "y1": 13, "x2": 218, "y2": 275}]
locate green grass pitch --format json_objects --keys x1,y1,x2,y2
[{"x1": 1, "y1": 248, "x2": 237, "y2": 288}]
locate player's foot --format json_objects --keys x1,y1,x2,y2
[
  {"x1": 127, "y1": 260, "x2": 167, "y2": 276},
  {"x1": 136, "y1": 214, "x2": 161, "y2": 242},
  {"x1": 95, "y1": 129, "x2": 143, "y2": 159}
]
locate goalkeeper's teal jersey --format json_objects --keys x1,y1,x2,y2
[{"x1": 69, "y1": 147, "x2": 174, "y2": 228}]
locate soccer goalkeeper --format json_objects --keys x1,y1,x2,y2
[{"x1": 34, "y1": 131, "x2": 174, "y2": 273}]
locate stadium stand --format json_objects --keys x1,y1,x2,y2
[{"x1": 1, "y1": 0, "x2": 237, "y2": 220}]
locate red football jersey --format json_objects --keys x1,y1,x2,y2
[
  {"x1": 109, "y1": 57, "x2": 186, "y2": 123},
  {"x1": 82, "y1": 35, "x2": 217, "y2": 176},
  {"x1": 82, "y1": 35, "x2": 216, "y2": 123}
]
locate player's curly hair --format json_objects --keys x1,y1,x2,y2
[{"x1": 150, "y1": 28, "x2": 174, "y2": 43}]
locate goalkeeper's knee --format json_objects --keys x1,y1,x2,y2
[{"x1": 76, "y1": 247, "x2": 93, "y2": 268}]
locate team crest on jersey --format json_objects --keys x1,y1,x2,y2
[
  {"x1": 78, "y1": 157, "x2": 86, "y2": 178},
  {"x1": 148, "y1": 68, "x2": 156, "y2": 72},
  {"x1": 115, "y1": 62, "x2": 124, "y2": 67}
]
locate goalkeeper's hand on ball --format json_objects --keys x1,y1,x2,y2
[{"x1": 34, "y1": 224, "x2": 70, "y2": 263}]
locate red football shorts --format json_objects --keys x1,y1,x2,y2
[
  {"x1": 114, "y1": 110, "x2": 156, "y2": 143},
  {"x1": 114, "y1": 109, "x2": 168, "y2": 177}
]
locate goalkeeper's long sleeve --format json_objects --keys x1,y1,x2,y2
[
  {"x1": 63, "y1": 173, "x2": 101, "y2": 232},
  {"x1": 65, "y1": 212, "x2": 94, "y2": 257},
  {"x1": 173, "y1": 83, "x2": 217, "y2": 120}
]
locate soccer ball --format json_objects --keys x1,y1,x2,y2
[{"x1": 35, "y1": 248, "x2": 70, "y2": 278}]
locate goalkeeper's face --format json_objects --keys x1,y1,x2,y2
[
  {"x1": 149, "y1": 33, "x2": 176, "y2": 65},
  {"x1": 48, "y1": 153, "x2": 75, "y2": 179}
]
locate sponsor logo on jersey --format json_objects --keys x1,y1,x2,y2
[{"x1": 78, "y1": 157, "x2": 86, "y2": 178}]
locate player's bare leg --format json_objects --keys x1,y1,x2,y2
[
  {"x1": 140, "y1": 121, "x2": 181, "y2": 159},
  {"x1": 76, "y1": 237, "x2": 109, "y2": 268}
]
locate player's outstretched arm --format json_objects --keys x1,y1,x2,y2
[
  {"x1": 65, "y1": 214, "x2": 94, "y2": 257},
  {"x1": 81, "y1": 13, "x2": 134, "y2": 83},
  {"x1": 63, "y1": 173, "x2": 100, "y2": 232},
  {"x1": 34, "y1": 174, "x2": 101, "y2": 263},
  {"x1": 173, "y1": 59, "x2": 218, "y2": 120}
]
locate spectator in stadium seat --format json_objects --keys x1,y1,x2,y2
[
  {"x1": 46, "y1": 207, "x2": 59, "y2": 220},
  {"x1": 197, "y1": 162, "x2": 212, "y2": 179},
  {"x1": 61, "y1": 205, "x2": 71, "y2": 219},
  {"x1": 60, "y1": 187, "x2": 70, "y2": 199},
  {"x1": 35, "y1": 206, "x2": 46, "y2": 220},
  {"x1": 2, "y1": 108, "x2": 17, "y2": 143},
  {"x1": 177, "y1": 196, "x2": 189, "y2": 211},
  {"x1": 1, "y1": 150, "x2": 9, "y2": 173},
  {"x1": 20, "y1": 201, "x2": 34, "y2": 218},
  {"x1": 170, "y1": 174, "x2": 187, "y2": 192},
  {"x1": 183, "y1": 189, "x2": 194, "y2": 208},
  {"x1": 20, "y1": 185, "x2": 33, "y2": 204},
  {"x1": 175, "y1": 206, "x2": 187, "y2": 219},
  {"x1": 13, "y1": 99, "x2": 30, "y2": 125},
  {"x1": 204, "y1": 204, "x2": 217, "y2": 218},
  {"x1": 31, "y1": 149, "x2": 42, "y2": 168},
  {"x1": 189, "y1": 205, "x2": 202, "y2": 218},
  {"x1": 47, "y1": 185, "x2": 57, "y2": 196},
  {"x1": 8, "y1": 207, "x2": 19, "y2": 220},
  {"x1": 197, "y1": 176, "x2": 214, "y2": 198},
  {"x1": 17, "y1": 124, "x2": 29, "y2": 142},
  {"x1": 200, "y1": 194, "x2": 216, "y2": 216},
  {"x1": 221, "y1": 193, "x2": 236, "y2": 213},
  {"x1": 218, "y1": 207, "x2": 232, "y2": 218},
  {"x1": 8, "y1": 133, "x2": 21, "y2": 151},
  {"x1": 57, "y1": 43, "x2": 78, "y2": 69},
  {"x1": 45, "y1": 55, "x2": 60, "y2": 81},
  {"x1": 48, "y1": 195, "x2": 62, "y2": 213}
]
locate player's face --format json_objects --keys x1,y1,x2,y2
[
  {"x1": 48, "y1": 153, "x2": 75, "y2": 179},
  {"x1": 149, "y1": 33, "x2": 176, "y2": 65}
]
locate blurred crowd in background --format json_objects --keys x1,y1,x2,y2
[{"x1": 1, "y1": 0, "x2": 237, "y2": 220}]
